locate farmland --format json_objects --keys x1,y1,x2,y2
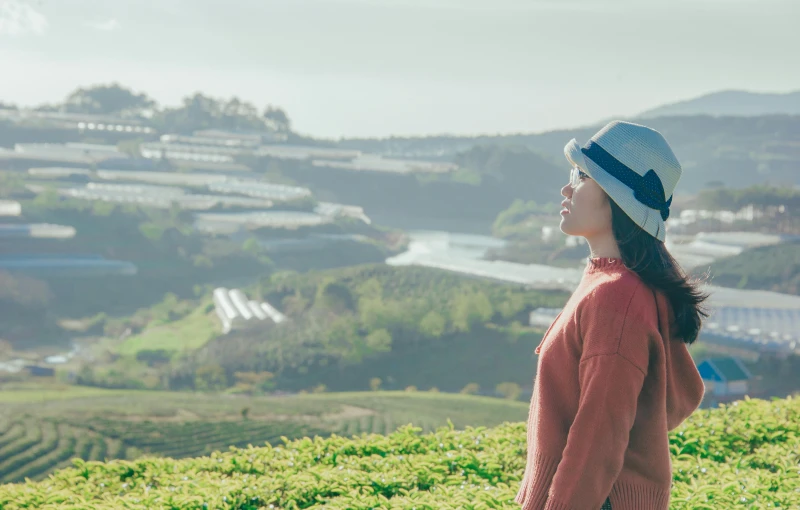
[
  {"x1": 0, "y1": 388, "x2": 528, "y2": 485},
  {"x1": 0, "y1": 394, "x2": 797, "y2": 509}
]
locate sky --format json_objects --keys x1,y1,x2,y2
[{"x1": 0, "y1": 0, "x2": 798, "y2": 139}]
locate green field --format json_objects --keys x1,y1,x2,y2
[
  {"x1": 0, "y1": 394, "x2": 797, "y2": 509},
  {"x1": 115, "y1": 306, "x2": 221, "y2": 356},
  {"x1": 0, "y1": 387, "x2": 528, "y2": 485}
]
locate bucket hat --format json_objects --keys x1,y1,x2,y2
[{"x1": 564, "y1": 120, "x2": 681, "y2": 242}]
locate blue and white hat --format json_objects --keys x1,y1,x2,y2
[{"x1": 564, "y1": 120, "x2": 681, "y2": 242}]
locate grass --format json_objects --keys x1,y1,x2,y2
[
  {"x1": 0, "y1": 384, "x2": 139, "y2": 404},
  {"x1": 115, "y1": 306, "x2": 220, "y2": 356}
]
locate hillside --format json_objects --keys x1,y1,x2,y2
[
  {"x1": 637, "y1": 89, "x2": 800, "y2": 118},
  {"x1": 0, "y1": 387, "x2": 528, "y2": 485},
  {"x1": 162, "y1": 264, "x2": 568, "y2": 393},
  {"x1": 67, "y1": 264, "x2": 567, "y2": 394},
  {"x1": 339, "y1": 114, "x2": 800, "y2": 194},
  {"x1": 0, "y1": 193, "x2": 403, "y2": 350},
  {"x1": 0, "y1": 394, "x2": 797, "y2": 509},
  {"x1": 707, "y1": 240, "x2": 800, "y2": 295}
]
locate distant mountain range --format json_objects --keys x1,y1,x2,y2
[{"x1": 636, "y1": 90, "x2": 800, "y2": 118}]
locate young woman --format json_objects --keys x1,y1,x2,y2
[{"x1": 514, "y1": 121, "x2": 709, "y2": 510}]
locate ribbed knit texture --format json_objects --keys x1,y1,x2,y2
[{"x1": 515, "y1": 257, "x2": 705, "y2": 510}]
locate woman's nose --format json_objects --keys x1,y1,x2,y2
[{"x1": 561, "y1": 183, "x2": 572, "y2": 198}]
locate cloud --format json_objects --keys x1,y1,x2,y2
[
  {"x1": 86, "y1": 18, "x2": 120, "y2": 32},
  {"x1": 0, "y1": 0, "x2": 48, "y2": 36}
]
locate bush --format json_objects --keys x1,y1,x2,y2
[
  {"x1": 496, "y1": 382, "x2": 522, "y2": 401},
  {"x1": 460, "y1": 382, "x2": 479, "y2": 395},
  {"x1": 1, "y1": 395, "x2": 797, "y2": 508},
  {"x1": 369, "y1": 377, "x2": 382, "y2": 391},
  {"x1": 135, "y1": 349, "x2": 172, "y2": 366}
]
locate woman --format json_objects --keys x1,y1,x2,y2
[{"x1": 514, "y1": 120, "x2": 709, "y2": 510}]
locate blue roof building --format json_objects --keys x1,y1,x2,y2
[{"x1": 697, "y1": 356, "x2": 754, "y2": 399}]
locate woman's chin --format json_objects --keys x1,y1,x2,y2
[{"x1": 558, "y1": 219, "x2": 574, "y2": 236}]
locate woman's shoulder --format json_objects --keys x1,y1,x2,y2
[
  {"x1": 583, "y1": 269, "x2": 648, "y2": 305},
  {"x1": 579, "y1": 270, "x2": 659, "y2": 324}
]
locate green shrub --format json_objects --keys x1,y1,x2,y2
[{"x1": 0, "y1": 395, "x2": 797, "y2": 508}]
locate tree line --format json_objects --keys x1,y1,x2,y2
[{"x1": 2, "y1": 83, "x2": 292, "y2": 135}]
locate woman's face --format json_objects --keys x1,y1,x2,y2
[{"x1": 559, "y1": 168, "x2": 613, "y2": 239}]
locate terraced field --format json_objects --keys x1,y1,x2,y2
[{"x1": 0, "y1": 387, "x2": 528, "y2": 484}]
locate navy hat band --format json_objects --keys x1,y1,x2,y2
[{"x1": 580, "y1": 140, "x2": 672, "y2": 221}]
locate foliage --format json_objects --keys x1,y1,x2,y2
[
  {"x1": 152, "y1": 93, "x2": 290, "y2": 135},
  {"x1": 0, "y1": 390, "x2": 529, "y2": 485},
  {"x1": 115, "y1": 305, "x2": 220, "y2": 357},
  {"x1": 695, "y1": 184, "x2": 800, "y2": 213},
  {"x1": 0, "y1": 394, "x2": 797, "y2": 508},
  {"x1": 137, "y1": 221, "x2": 165, "y2": 241},
  {"x1": 485, "y1": 200, "x2": 590, "y2": 267},
  {"x1": 705, "y1": 240, "x2": 800, "y2": 295},
  {"x1": 10, "y1": 201, "x2": 275, "y2": 321},
  {"x1": 342, "y1": 115, "x2": 800, "y2": 193},
  {"x1": 0, "y1": 272, "x2": 52, "y2": 308},
  {"x1": 491, "y1": 198, "x2": 558, "y2": 239},
  {"x1": 168, "y1": 265, "x2": 567, "y2": 391},
  {"x1": 194, "y1": 364, "x2": 228, "y2": 392},
  {"x1": 0, "y1": 171, "x2": 26, "y2": 197},
  {"x1": 460, "y1": 383, "x2": 480, "y2": 395},
  {"x1": 495, "y1": 382, "x2": 522, "y2": 401},
  {"x1": 59, "y1": 83, "x2": 156, "y2": 117}
]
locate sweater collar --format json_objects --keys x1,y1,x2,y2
[{"x1": 585, "y1": 257, "x2": 626, "y2": 274}]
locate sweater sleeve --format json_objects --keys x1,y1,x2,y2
[{"x1": 545, "y1": 283, "x2": 653, "y2": 510}]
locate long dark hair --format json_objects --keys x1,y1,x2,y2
[{"x1": 608, "y1": 200, "x2": 711, "y2": 344}]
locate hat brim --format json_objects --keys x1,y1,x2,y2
[{"x1": 564, "y1": 138, "x2": 666, "y2": 242}]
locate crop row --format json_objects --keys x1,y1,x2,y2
[
  {"x1": 0, "y1": 395, "x2": 797, "y2": 509},
  {"x1": 0, "y1": 415, "x2": 339, "y2": 484},
  {"x1": 0, "y1": 419, "x2": 127, "y2": 484}
]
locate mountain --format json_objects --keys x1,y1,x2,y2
[
  {"x1": 637, "y1": 90, "x2": 800, "y2": 118},
  {"x1": 339, "y1": 114, "x2": 800, "y2": 194}
]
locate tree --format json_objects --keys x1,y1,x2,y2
[
  {"x1": 419, "y1": 310, "x2": 447, "y2": 338},
  {"x1": 0, "y1": 340, "x2": 10, "y2": 357},
  {"x1": 194, "y1": 363, "x2": 227, "y2": 391},
  {"x1": 242, "y1": 237, "x2": 261, "y2": 256},
  {"x1": 496, "y1": 382, "x2": 522, "y2": 401},
  {"x1": 0, "y1": 272, "x2": 53, "y2": 308},
  {"x1": 263, "y1": 105, "x2": 291, "y2": 133},
  {"x1": 154, "y1": 93, "x2": 271, "y2": 134},
  {"x1": 460, "y1": 382, "x2": 479, "y2": 395},
  {"x1": 316, "y1": 280, "x2": 355, "y2": 313},
  {"x1": 369, "y1": 377, "x2": 382, "y2": 391},
  {"x1": 135, "y1": 349, "x2": 173, "y2": 367},
  {"x1": 365, "y1": 328, "x2": 392, "y2": 353},
  {"x1": 450, "y1": 290, "x2": 493, "y2": 333},
  {"x1": 62, "y1": 83, "x2": 156, "y2": 117},
  {"x1": 233, "y1": 371, "x2": 275, "y2": 394}
]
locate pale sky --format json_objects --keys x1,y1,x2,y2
[{"x1": 0, "y1": 0, "x2": 798, "y2": 139}]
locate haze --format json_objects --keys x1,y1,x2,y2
[{"x1": 1, "y1": 0, "x2": 798, "y2": 138}]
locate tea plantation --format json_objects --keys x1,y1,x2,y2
[
  {"x1": 0, "y1": 389, "x2": 530, "y2": 485},
  {"x1": 0, "y1": 393, "x2": 798, "y2": 509}
]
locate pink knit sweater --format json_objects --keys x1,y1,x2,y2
[{"x1": 515, "y1": 258, "x2": 705, "y2": 510}]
